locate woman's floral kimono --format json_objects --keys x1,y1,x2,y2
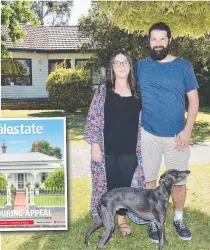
[{"x1": 84, "y1": 83, "x2": 147, "y2": 224}]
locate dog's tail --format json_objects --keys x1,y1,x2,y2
[{"x1": 84, "y1": 218, "x2": 103, "y2": 246}]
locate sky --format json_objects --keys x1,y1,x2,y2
[
  {"x1": 69, "y1": 0, "x2": 92, "y2": 25},
  {"x1": 0, "y1": 118, "x2": 66, "y2": 154}
]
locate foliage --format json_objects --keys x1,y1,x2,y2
[
  {"x1": 96, "y1": 1, "x2": 210, "y2": 38},
  {"x1": 1, "y1": 1, "x2": 40, "y2": 58},
  {"x1": 46, "y1": 60, "x2": 93, "y2": 112},
  {"x1": 79, "y1": 13, "x2": 148, "y2": 69},
  {"x1": 170, "y1": 35, "x2": 210, "y2": 105},
  {"x1": 44, "y1": 169, "x2": 65, "y2": 189},
  {"x1": 31, "y1": 140, "x2": 62, "y2": 159},
  {"x1": 30, "y1": 1, "x2": 73, "y2": 26},
  {"x1": 26, "y1": 182, "x2": 31, "y2": 188},
  {"x1": 1, "y1": 59, "x2": 26, "y2": 76},
  {"x1": 194, "y1": 60, "x2": 210, "y2": 105},
  {"x1": 0, "y1": 174, "x2": 8, "y2": 189},
  {"x1": 35, "y1": 182, "x2": 40, "y2": 189},
  {"x1": 11, "y1": 184, "x2": 16, "y2": 195}
]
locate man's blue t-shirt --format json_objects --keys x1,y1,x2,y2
[{"x1": 136, "y1": 57, "x2": 199, "y2": 137}]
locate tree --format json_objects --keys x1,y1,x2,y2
[
  {"x1": 30, "y1": 1, "x2": 73, "y2": 26},
  {"x1": 44, "y1": 169, "x2": 65, "y2": 189},
  {"x1": 78, "y1": 13, "x2": 149, "y2": 69},
  {"x1": 0, "y1": 174, "x2": 8, "y2": 189},
  {"x1": 1, "y1": 1, "x2": 40, "y2": 58},
  {"x1": 95, "y1": 1, "x2": 210, "y2": 38},
  {"x1": 31, "y1": 140, "x2": 62, "y2": 159}
]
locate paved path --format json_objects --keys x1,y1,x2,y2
[
  {"x1": 69, "y1": 142, "x2": 210, "y2": 179},
  {"x1": 14, "y1": 194, "x2": 27, "y2": 211}
]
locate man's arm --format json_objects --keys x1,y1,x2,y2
[
  {"x1": 185, "y1": 89, "x2": 199, "y2": 132},
  {"x1": 175, "y1": 89, "x2": 199, "y2": 150}
]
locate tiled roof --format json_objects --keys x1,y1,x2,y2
[
  {"x1": 1, "y1": 25, "x2": 91, "y2": 51},
  {"x1": 0, "y1": 152, "x2": 61, "y2": 163}
]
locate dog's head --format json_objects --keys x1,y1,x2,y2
[{"x1": 159, "y1": 169, "x2": 190, "y2": 188}]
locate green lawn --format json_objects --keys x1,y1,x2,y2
[
  {"x1": 1, "y1": 106, "x2": 210, "y2": 148},
  {"x1": 2, "y1": 164, "x2": 210, "y2": 250},
  {"x1": 34, "y1": 195, "x2": 65, "y2": 206},
  {"x1": 0, "y1": 195, "x2": 7, "y2": 206}
]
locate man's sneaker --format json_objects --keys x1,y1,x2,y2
[
  {"x1": 173, "y1": 219, "x2": 192, "y2": 240},
  {"x1": 148, "y1": 222, "x2": 159, "y2": 243}
]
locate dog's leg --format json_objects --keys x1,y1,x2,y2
[
  {"x1": 155, "y1": 221, "x2": 164, "y2": 250},
  {"x1": 84, "y1": 220, "x2": 103, "y2": 247},
  {"x1": 96, "y1": 207, "x2": 115, "y2": 250},
  {"x1": 158, "y1": 212, "x2": 169, "y2": 245},
  {"x1": 163, "y1": 220, "x2": 169, "y2": 245}
]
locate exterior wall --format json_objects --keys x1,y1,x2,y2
[
  {"x1": 1, "y1": 51, "x2": 102, "y2": 99},
  {"x1": 2, "y1": 52, "x2": 49, "y2": 99},
  {"x1": 7, "y1": 173, "x2": 16, "y2": 186}
]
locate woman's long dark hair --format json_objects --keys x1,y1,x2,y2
[{"x1": 106, "y1": 49, "x2": 140, "y2": 99}]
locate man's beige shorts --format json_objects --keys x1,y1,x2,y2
[{"x1": 141, "y1": 127, "x2": 190, "y2": 185}]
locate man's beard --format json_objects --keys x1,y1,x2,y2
[{"x1": 150, "y1": 44, "x2": 170, "y2": 61}]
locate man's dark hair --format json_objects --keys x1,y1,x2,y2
[{"x1": 148, "y1": 22, "x2": 171, "y2": 39}]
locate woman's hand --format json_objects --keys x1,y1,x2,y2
[{"x1": 91, "y1": 143, "x2": 102, "y2": 163}]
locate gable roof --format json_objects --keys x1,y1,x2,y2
[
  {"x1": 1, "y1": 25, "x2": 92, "y2": 52},
  {"x1": 0, "y1": 152, "x2": 61, "y2": 163}
]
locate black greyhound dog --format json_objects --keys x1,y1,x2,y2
[{"x1": 84, "y1": 169, "x2": 190, "y2": 250}]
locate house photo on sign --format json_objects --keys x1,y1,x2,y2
[{"x1": 0, "y1": 118, "x2": 68, "y2": 231}]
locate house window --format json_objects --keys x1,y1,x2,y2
[
  {"x1": 75, "y1": 59, "x2": 89, "y2": 69},
  {"x1": 1, "y1": 58, "x2": 32, "y2": 86},
  {"x1": 41, "y1": 173, "x2": 48, "y2": 183},
  {"x1": 48, "y1": 59, "x2": 71, "y2": 74}
]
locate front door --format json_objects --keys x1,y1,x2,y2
[{"x1": 18, "y1": 173, "x2": 24, "y2": 189}]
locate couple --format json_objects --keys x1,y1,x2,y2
[{"x1": 84, "y1": 22, "x2": 199, "y2": 243}]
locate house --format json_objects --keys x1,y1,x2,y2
[
  {"x1": 1, "y1": 25, "x2": 106, "y2": 107},
  {"x1": 0, "y1": 142, "x2": 63, "y2": 190}
]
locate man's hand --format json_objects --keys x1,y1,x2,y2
[
  {"x1": 175, "y1": 129, "x2": 192, "y2": 151},
  {"x1": 91, "y1": 143, "x2": 102, "y2": 163}
]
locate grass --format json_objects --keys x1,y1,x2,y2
[
  {"x1": 0, "y1": 195, "x2": 7, "y2": 207},
  {"x1": 1, "y1": 106, "x2": 210, "y2": 148},
  {"x1": 1, "y1": 164, "x2": 210, "y2": 250},
  {"x1": 34, "y1": 195, "x2": 65, "y2": 206}
]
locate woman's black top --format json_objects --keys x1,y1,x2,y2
[{"x1": 104, "y1": 92, "x2": 141, "y2": 155}]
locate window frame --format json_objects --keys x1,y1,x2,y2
[
  {"x1": 1, "y1": 58, "x2": 32, "y2": 86},
  {"x1": 75, "y1": 59, "x2": 89, "y2": 69},
  {"x1": 48, "y1": 59, "x2": 71, "y2": 74},
  {"x1": 41, "y1": 172, "x2": 48, "y2": 183}
]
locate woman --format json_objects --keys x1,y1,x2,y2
[{"x1": 84, "y1": 50, "x2": 146, "y2": 235}]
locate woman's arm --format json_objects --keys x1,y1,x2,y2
[{"x1": 84, "y1": 86, "x2": 104, "y2": 145}]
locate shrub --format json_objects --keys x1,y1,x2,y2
[
  {"x1": 11, "y1": 184, "x2": 16, "y2": 195},
  {"x1": 44, "y1": 169, "x2": 65, "y2": 189},
  {"x1": 35, "y1": 182, "x2": 40, "y2": 189},
  {"x1": 46, "y1": 60, "x2": 93, "y2": 112},
  {"x1": 0, "y1": 174, "x2": 7, "y2": 189}
]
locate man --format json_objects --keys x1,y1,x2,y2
[{"x1": 136, "y1": 22, "x2": 199, "y2": 243}]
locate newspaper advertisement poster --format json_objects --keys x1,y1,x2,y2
[{"x1": 0, "y1": 118, "x2": 68, "y2": 231}]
